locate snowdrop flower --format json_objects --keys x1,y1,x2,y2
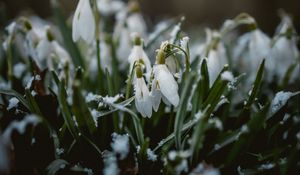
[
  {"x1": 97, "y1": 0, "x2": 125, "y2": 16},
  {"x1": 72, "y1": 0, "x2": 95, "y2": 44},
  {"x1": 134, "y1": 64, "x2": 152, "y2": 118},
  {"x1": 150, "y1": 48, "x2": 180, "y2": 111},
  {"x1": 128, "y1": 34, "x2": 151, "y2": 73},
  {"x1": 204, "y1": 31, "x2": 227, "y2": 86},
  {"x1": 270, "y1": 15, "x2": 299, "y2": 80},
  {"x1": 234, "y1": 24, "x2": 271, "y2": 78},
  {"x1": 36, "y1": 27, "x2": 72, "y2": 69},
  {"x1": 114, "y1": 1, "x2": 147, "y2": 68}
]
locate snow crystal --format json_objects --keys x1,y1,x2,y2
[
  {"x1": 31, "y1": 90, "x2": 37, "y2": 96},
  {"x1": 7, "y1": 97, "x2": 19, "y2": 110},
  {"x1": 168, "y1": 151, "x2": 177, "y2": 161},
  {"x1": 208, "y1": 118, "x2": 223, "y2": 130},
  {"x1": 190, "y1": 163, "x2": 220, "y2": 175},
  {"x1": 258, "y1": 163, "x2": 275, "y2": 170},
  {"x1": 103, "y1": 94, "x2": 123, "y2": 104},
  {"x1": 13, "y1": 63, "x2": 26, "y2": 78},
  {"x1": 180, "y1": 36, "x2": 190, "y2": 50},
  {"x1": 56, "y1": 148, "x2": 64, "y2": 155},
  {"x1": 147, "y1": 148, "x2": 157, "y2": 162},
  {"x1": 175, "y1": 159, "x2": 188, "y2": 174},
  {"x1": 241, "y1": 125, "x2": 249, "y2": 133},
  {"x1": 83, "y1": 168, "x2": 94, "y2": 175},
  {"x1": 103, "y1": 152, "x2": 119, "y2": 175},
  {"x1": 195, "y1": 111, "x2": 204, "y2": 120},
  {"x1": 26, "y1": 76, "x2": 34, "y2": 89},
  {"x1": 221, "y1": 71, "x2": 234, "y2": 82},
  {"x1": 90, "y1": 109, "x2": 100, "y2": 127},
  {"x1": 271, "y1": 91, "x2": 299, "y2": 115},
  {"x1": 85, "y1": 93, "x2": 99, "y2": 103},
  {"x1": 111, "y1": 133, "x2": 129, "y2": 160},
  {"x1": 60, "y1": 164, "x2": 66, "y2": 169}
]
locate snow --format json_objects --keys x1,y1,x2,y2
[
  {"x1": 194, "y1": 111, "x2": 203, "y2": 120},
  {"x1": 56, "y1": 148, "x2": 64, "y2": 155},
  {"x1": 3, "y1": 115, "x2": 41, "y2": 142},
  {"x1": 190, "y1": 163, "x2": 220, "y2": 175},
  {"x1": 175, "y1": 159, "x2": 188, "y2": 174},
  {"x1": 85, "y1": 93, "x2": 99, "y2": 103},
  {"x1": 270, "y1": 91, "x2": 299, "y2": 115},
  {"x1": 103, "y1": 151, "x2": 119, "y2": 175},
  {"x1": 147, "y1": 148, "x2": 157, "y2": 162},
  {"x1": 13, "y1": 63, "x2": 26, "y2": 78},
  {"x1": 221, "y1": 71, "x2": 234, "y2": 82},
  {"x1": 111, "y1": 133, "x2": 129, "y2": 160},
  {"x1": 258, "y1": 163, "x2": 275, "y2": 170},
  {"x1": 7, "y1": 97, "x2": 19, "y2": 110}
]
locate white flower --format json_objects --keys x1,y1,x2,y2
[
  {"x1": 128, "y1": 35, "x2": 151, "y2": 73},
  {"x1": 270, "y1": 15, "x2": 298, "y2": 80},
  {"x1": 202, "y1": 30, "x2": 227, "y2": 86},
  {"x1": 234, "y1": 29, "x2": 271, "y2": 74},
  {"x1": 151, "y1": 64, "x2": 179, "y2": 110},
  {"x1": 97, "y1": 0, "x2": 125, "y2": 16},
  {"x1": 36, "y1": 29, "x2": 72, "y2": 69},
  {"x1": 72, "y1": 0, "x2": 95, "y2": 44},
  {"x1": 134, "y1": 74, "x2": 152, "y2": 118}
]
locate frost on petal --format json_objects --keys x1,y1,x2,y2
[
  {"x1": 155, "y1": 65, "x2": 179, "y2": 107},
  {"x1": 135, "y1": 78, "x2": 152, "y2": 118}
]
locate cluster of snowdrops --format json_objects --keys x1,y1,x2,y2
[{"x1": 0, "y1": 0, "x2": 299, "y2": 174}]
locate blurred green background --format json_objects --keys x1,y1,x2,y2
[{"x1": 1, "y1": 0, "x2": 300, "y2": 34}]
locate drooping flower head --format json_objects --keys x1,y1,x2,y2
[
  {"x1": 134, "y1": 63, "x2": 152, "y2": 118},
  {"x1": 72, "y1": 0, "x2": 95, "y2": 44},
  {"x1": 128, "y1": 33, "x2": 151, "y2": 74},
  {"x1": 150, "y1": 43, "x2": 180, "y2": 111}
]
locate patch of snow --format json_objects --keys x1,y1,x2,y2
[
  {"x1": 147, "y1": 148, "x2": 157, "y2": 162},
  {"x1": 175, "y1": 159, "x2": 188, "y2": 174},
  {"x1": 13, "y1": 63, "x2": 26, "y2": 78},
  {"x1": 270, "y1": 91, "x2": 299, "y2": 115},
  {"x1": 3, "y1": 115, "x2": 41, "y2": 142},
  {"x1": 111, "y1": 133, "x2": 129, "y2": 160},
  {"x1": 7, "y1": 97, "x2": 19, "y2": 110},
  {"x1": 221, "y1": 71, "x2": 234, "y2": 82},
  {"x1": 258, "y1": 163, "x2": 275, "y2": 170}
]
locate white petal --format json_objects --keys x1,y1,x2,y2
[
  {"x1": 155, "y1": 65, "x2": 179, "y2": 107},
  {"x1": 135, "y1": 78, "x2": 152, "y2": 118},
  {"x1": 36, "y1": 38, "x2": 51, "y2": 62},
  {"x1": 128, "y1": 45, "x2": 151, "y2": 73},
  {"x1": 72, "y1": 0, "x2": 83, "y2": 42},
  {"x1": 150, "y1": 79, "x2": 161, "y2": 112},
  {"x1": 72, "y1": 0, "x2": 95, "y2": 43}
]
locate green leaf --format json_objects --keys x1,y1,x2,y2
[
  {"x1": 226, "y1": 103, "x2": 270, "y2": 164},
  {"x1": 52, "y1": 71, "x2": 79, "y2": 139},
  {"x1": 244, "y1": 59, "x2": 265, "y2": 109},
  {"x1": 174, "y1": 71, "x2": 196, "y2": 149},
  {"x1": 72, "y1": 80, "x2": 97, "y2": 137}
]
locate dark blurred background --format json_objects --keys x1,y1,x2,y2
[{"x1": 0, "y1": 0, "x2": 300, "y2": 34}]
